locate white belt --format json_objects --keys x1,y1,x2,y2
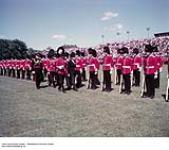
[
  {"x1": 58, "y1": 65, "x2": 64, "y2": 69},
  {"x1": 146, "y1": 66, "x2": 154, "y2": 68},
  {"x1": 103, "y1": 64, "x2": 111, "y2": 67},
  {"x1": 122, "y1": 66, "x2": 131, "y2": 68},
  {"x1": 88, "y1": 64, "x2": 95, "y2": 67}
]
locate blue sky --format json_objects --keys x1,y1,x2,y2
[{"x1": 0, "y1": 0, "x2": 169, "y2": 50}]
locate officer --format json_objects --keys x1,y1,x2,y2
[
  {"x1": 75, "y1": 50, "x2": 83, "y2": 88},
  {"x1": 32, "y1": 53, "x2": 43, "y2": 89}
]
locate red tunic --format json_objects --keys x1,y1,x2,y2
[
  {"x1": 56, "y1": 57, "x2": 67, "y2": 75},
  {"x1": 75, "y1": 57, "x2": 83, "y2": 71},
  {"x1": 48, "y1": 58, "x2": 57, "y2": 72},
  {"x1": 114, "y1": 55, "x2": 123, "y2": 70},
  {"x1": 122, "y1": 55, "x2": 133, "y2": 74},
  {"x1": 144, "y1": 55, "x2": 157, "y2": 75},
  {"x1": 133, "y1": 55, "x2": 142, "y2": 70},
  {"x1": 103, "y1": 54, "x2": 113, "y2": 71},
  {"x1": 88, "y1": 57, "x2": 99, "y2": 72},
  {"x1": 25, "y1": 59, "x2": 32, "y2": 70},
  {"x1": 156, "y1": 55, "x2": 163, "y2": 70}
]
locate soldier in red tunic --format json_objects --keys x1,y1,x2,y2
[
  {"x1": 81, "y1": 52, "x2": 87, "y2": 81},
  {"x1": 114, "y1": 49, "x2": 124, "y2": 85},
  {"x1": 56, "y1": 47, "x2": 67, "y2": 92},
  {"x1": 102, "y1": 46, "x2": 113, "y2": 92},
  {"x1": 141, "y1": 45, "x2": 157, "y2": 99},
  {"x1": 132, "y1": 48, "x2": 142, "y2": 86},
  {"x1": 87, "y1": 48, "x2": 100, "y2": 89},
  {"x1": 47, "y1": 49, "x2": 57, "y2": 88},
  {"x1": 120, "y1": 47, "x2": 133, "y2": 95}
]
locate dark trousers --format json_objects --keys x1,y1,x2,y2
[
  {"x1": 103, "y1": 70, "x2": 111, "y2": 90},
  {"x1": 0, "y1": 68, "x2": 3, "y2": 75},
  {"x1": 35, "y1": 69, "x2": 43, "y2": 89},
  {"x1": 154, "y1": 71, "x2": 160, "y2": 88},
  {"x1": 123, "y1": 73, "x2": 131, "y2": 93},
  {"x1": 48, "y1": 71, "x2": 56, "y2": 87},
  {"x1": 75, "y1": 70, "x2": 82, "y2": 88},
  {"x1": 67, "y1": 71, "x2": 76, "y2": 89},
  {"x1": 4, "y1": 68, "x2": 7, "y2": 76},
  {"x1": 8, "y1": 69, "x2": 11, "y2": 77},
  {"x1": 21, "y1": 70, "x2": 25, "y2": 79},
  {"x1": 89, "y1": 71, "x2": 97, "y2": 89},
  {"x1": 12, "y1": 69, "x2": 16, "y2": 77},
  {"x1": 145, "y1": 74, "x2": 155, "y2": 97},
  {"x1": 117, "y1": 69, "x2": 122, "y2": 84},
  {"x1": 82, "y1": 68, "x2": 87, "y2": 81},
  {"x1": 133, "y1": 69, "x2": 140, "y2": 86},
  {"x1": 58, "y1": 74, "x2": 65, "y2": 91},
  {"x1": 17, "y1": 69, "x2": 20, "y2": 79},
  {"x1": 26, "y1": 69, "x2": 31, "y2": 80}
]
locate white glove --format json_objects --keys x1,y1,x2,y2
[
  {"x1": 159, "y1": 67, "x2": 162, "y2": 72},
  {"x1": 154, "y1": 72, "x2": 158, "y2": 79}
]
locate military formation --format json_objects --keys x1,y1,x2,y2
[{"x1": 0, "y1": 45, "x2": 168, "y2": 101}]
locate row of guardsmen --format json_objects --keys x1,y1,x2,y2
[{"x1": 0, "y1": 45, "x2": 168, "y2": 101}]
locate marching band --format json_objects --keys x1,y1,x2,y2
[{"x1": 0, "y1": 45, "x2": 169, "y2": 101}]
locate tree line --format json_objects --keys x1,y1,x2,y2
[{"x1": 0, "y1": 39, "x2": 38, "y2": 60}]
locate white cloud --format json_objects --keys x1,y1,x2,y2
[
  {"x1": 101, "y1": 11, "x2": 119, "y2": 21},
  {"x1": 106, "y1": 23, "x2": 123, "y2": 32},
  {"x1": 52, "y1": 34, "x2": 66, "y2": 40}
]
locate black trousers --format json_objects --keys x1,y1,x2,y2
[
  {"x1": 26, "y1": 69, "x2": 31, "y2": 80},
  {"x1": 4, "y1": 68, "x2": 7, "y2": 76},
  {"x1": 67, "y1": 71, "x2": 76, "y2": 89},
  {"x1": 35, "y1": 69, "x2": 43, "y2": 89},
  {"x1": 12, "y1": 69, "x2": 16, "y2": 78},
  {"x1": 75, "y1": 70, "x2": 82, "y2": 88},
  {"x1": 123, "y1": 73, "x2": 131, "y2": 93},
  {"x1": 117, "y1": 69, "x2": 122, "y2": 84},
  {"x1": 89, "y1": 71, "x2": 97, "y2": 89},
  {"x1": 133, "y1": 69, "x2": 140, "y2": 86},
  {"x1": 145, "y1": 74, "x2": 155, "y2": 97},
  {"x1": 103, "y1": 70, "x2": 111, "y2": 90},
  {"x1": 58, "y1": 74, "x2": 65, "y2": 91},
  {"x1": 154, "y1": 71, "x2": 160, "y2": 89},
  {"x1": 48, "y1": 71, "x2": 56, "y2": 87},
  {"x1": 17, "y1": 69, "x2": 20, "y2": 79},
  {"x1": 82, "y1": 68, "x2": 87, "y2": 81},
  {"x1": 21, "y1": 70, "x2": 25, "y2": 79},
  {"x1": 0, "y1": 68, "x2": 3, "y2": 75},
  {"x1": 8, "y1": 68, "x2": 11, "y2": 77}
]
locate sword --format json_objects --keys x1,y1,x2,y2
[{"x1": 165, "y1": 76, "x2": 169, "y2": 102}]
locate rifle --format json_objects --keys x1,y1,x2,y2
[
  {"x1": 165, "y1": 76, "x2": 169, "y2": 102},
  {"x1": 114, "y1": 67, "x2": 117, "y2": 85},
  {"x1": 119, "y1": 74, "x2": 123, "y2": 93},
  {"x1": 140, "y1": 71, "x2": 146, "y2": 97}
]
